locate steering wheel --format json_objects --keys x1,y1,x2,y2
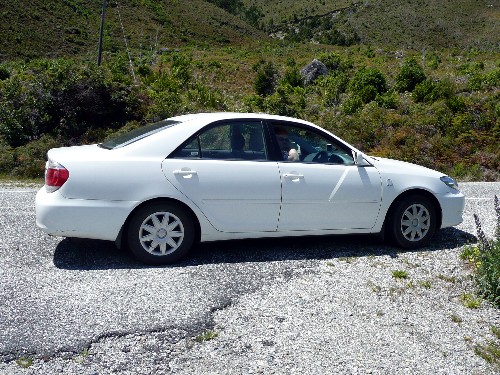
[
  {"x1": 312, "y1": 151, "x2": 329, "y2": 163},
  {"x1": 328, "y1": 154, "x2": 344, "y2": 164}
]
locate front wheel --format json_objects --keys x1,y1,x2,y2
[
  {"x1": 387, "y1": 195, "x2": 437, "y2": 249},
  {"x1": 127, "y1": 202, "x2": 195, "y2": 265}
]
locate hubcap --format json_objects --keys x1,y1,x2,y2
[
  {"x1": 139, "y1": 212, "x2": 184, "y2": 256},
  {"x1": 400, "y1": 204, "x2": 430, "y2": 242}
]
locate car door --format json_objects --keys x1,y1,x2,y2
[
  {"x1": 162, "y1": 120, "x2": 281, "y2": 233},
  {"x1": 270, "y1": 122, "x2": 383, "y2": 231}
]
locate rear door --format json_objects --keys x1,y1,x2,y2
[{"x1": 162, "y1": 120, "x2": 281, "y2": 233}]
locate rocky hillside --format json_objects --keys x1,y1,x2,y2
[
  {"x1": 1, "y1": 0, "x2": 498, "y2": 61},
  {"x1": 248, "y1": 0, "x2": 499, "y2": 50}
]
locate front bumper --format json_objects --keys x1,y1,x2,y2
[{"x1": 438, "y1": 190, "x2": 465, "y2": 229}]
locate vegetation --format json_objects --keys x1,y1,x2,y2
[
  {"x1": 0, "y1": 1, "x2": 498, "y2": 180},
  {"x1": 392, "y1": 270, "x2": 408, "y2": 280},
  {"x1": 15, "y1": 357, "x2": 33, "y2": 369},
  {"x1": 461, "y1": 196, "x2": 500, "y2": 308},
  {"x1": 194, "y1": 330, "x2": 219, "y2": 342},
  {"x1": 474, "y1": 326, "x2": 500, "y2": 369},
  {"x1": 0, "y1": 45, "x2": 498, "y2": 180},
  {"x1": 418, "y1": 280, "x2": 432, "y2": 289},
  {"x1": 460, "y1": 293, "x2": 482, "y2": 309},
  {"x1": 1, "y1": 1, "x2": 498, "y2": 60},
  {"x1": 0, "y1": 0, "x2": 266, "y2": 60},
  {"x1": 246, "y1": 0, "x2": 499, "y2": 50}
]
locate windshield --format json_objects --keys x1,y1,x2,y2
[{"x1": 99, "y1": 120, "x2": 180, "y2": 149}]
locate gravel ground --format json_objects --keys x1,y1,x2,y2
[{"x1": 0, "y1": 182, "x2": 499, "y2": 374}]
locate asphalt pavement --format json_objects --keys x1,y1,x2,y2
[{"x1": 0, "y1": 182, "x2": 499, "y2": 374}]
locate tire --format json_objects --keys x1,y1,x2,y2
[
  {"x1": 387, "y1": 195, "x2": 437, "y2": 249},
  {"x1": 127, "y1": 202, "x2": 195, "y2": 265}
]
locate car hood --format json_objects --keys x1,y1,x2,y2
[
  {"x1": 368, "y1": 156, "x2": 454, "y2": 194},
  {"x1": 371, "y1": 157, "x2": 443, "y2": 177}
]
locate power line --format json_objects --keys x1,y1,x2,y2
[
  {"x1": 116, "y1": 0, "x2": 137, "y2": 82},
  {"x1": 97, "y1": 0, "x2": 106, "y2": 66}
]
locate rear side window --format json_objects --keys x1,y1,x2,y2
[
  {"x1": 99, "y1": 120, "x2": 180, "y2": 149},
  {"x1": 171, "y1": 121, "x2": 268, "y2": 161}
]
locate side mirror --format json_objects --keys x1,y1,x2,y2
[
  {"x1": 354, "y1": 152, "x2": 365, "y2": 165},
  {"x1": 354, "y1": 152, "x2": 368, "y2": 166}
]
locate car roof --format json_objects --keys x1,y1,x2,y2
[{"x1": 168, "y1": 112, "x2": 315, "y2": 126}]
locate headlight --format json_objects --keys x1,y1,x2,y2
[{"x1": 440, "y1": 176, "x2": 459, "y2": 190}]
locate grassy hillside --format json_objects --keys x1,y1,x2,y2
[
  {"x1": 246, "y1": 0, "x2": 499, "y2": 50},
  {"x1": 0, "y1": 0, "x2": 266, "y2": 60},
  {"x1": 0, "y1": 0, "x2": 498, "y2": 61}
]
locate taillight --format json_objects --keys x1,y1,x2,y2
[{"x1": 45, "y1": 160, "x2": 69, "y2": 193}]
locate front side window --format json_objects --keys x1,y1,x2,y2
[
  {"x1": 171, "y1": 121, "x2": 267, "y2": 160},
  {"x1": 271, "y1": 123, "x2": 354, "y2": 165}
]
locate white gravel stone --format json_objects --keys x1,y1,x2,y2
[{"x1": 0, "y1": 182, "x2": 498, "y2": 374}]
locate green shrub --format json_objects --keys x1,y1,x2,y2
[
  {"x1": 425, "y1": 51, "x2": 441, "y2": 69},
  {"x1": 281, "y1": 59, "x2": 303, "y2": 88},
  {"x1": 147, "y1": 89, "x2": 183, "y2": 121},
  {"x1": 450, "y1": 162, "x2": 483, "y2": 181},
  {"x1": 206, "y1": 0, "x2": 244, "y2": 14},
  {"x1": 457, "y1": 62, "x2": 485, "y2": 76},
  {"x1": 375, "y1": 91, "x2": 399, "y2": 109},
  {"x1": 456, "y1": 62, "x2": 499, "y2": 91},
  {"x1": 243, "y1": 5, "x2": 264, "y2": 27},
  {"x1": 254, "y1": 61, "x2": 278, "y2": 97},
  {"x1": 243, "y1": 94, "x2": 264, "y2": 112},
  {"x1": 394, "y1": 58, "x2": 426, "y2": 93},
  {"x1": 0, "y1": 58, "x2": 144, "y2": 147},
  {"x1": 188, "y1": 83, "x2": 227, "y2": 110},
  {"x1": 413, "y1": 78, "x2": 455, "y2": 103},
  {"x1": 171, "y1": 54, "x2": 193, "y2": 85},
  {"x1": 0, "y1": 141, "x2": 15, "y2": 177},
  {"x1": 319, "y1": 72, "x2": 349, "y2": 106},
  {"x1": 348, "y1": 67, "x2": 387, "y2": 104},
  {"x1": 466, "y1": 199, "x2": 500, "y2": 307},
  {"x1": 0, "y1": 64, "x2": 9, "y2": 80},
  {"x1": 342, "y1": 94, "x2": 364, "y2": 114},
  {"x1": 9, "y1": 135, "x2": 59, "y2": 178},
  {"x1": 263, "y1": 83, "x2": 306, "y2": 117},
  {"x1": 468, "y1": 73, "x2": 485, "y2": 91},
  {"x1": 449, "y1": 113, "x2": 473, "y2": 137},
  {"x1": 446, "y1": 96, "x2": 467, "y2": 113},
  {"x1": 484, "y1": 68, "x2": 500, "y2": 89},
  {"x1": 317, "y1": 52, "x2": 352, "y2": 72}
]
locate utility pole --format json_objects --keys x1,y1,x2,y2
[{"x1": 97, "y1": 0, "x2": 107, "y2": 66}]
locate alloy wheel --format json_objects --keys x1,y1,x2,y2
[
  {"x1": 400, "y1": 203, "x2": 430, "y2": 242},
  {"x1": 138, "y1": 212, "x2": 185, "y2": 256}
]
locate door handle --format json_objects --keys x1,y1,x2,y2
[
  {"x1": 173, "y1": 169, "x2": 197, "y2": 177},
  {"x1": 283, "y1": 173, "x2": 304, "y2": 179}
]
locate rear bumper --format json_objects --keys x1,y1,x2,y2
[
  {"x1": 35, "y1": 188, "x2": 136, "y2": 241},
  {"x1": 438, "y1": 190, "x2": 465, "y2": 228}
]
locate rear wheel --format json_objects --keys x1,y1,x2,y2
[
  {"x1": 388, "y1": 195, "x2": 437, "y2": 249},
  {"x1": 127, "y1": 202, "x2": 195, "y2": 265}
]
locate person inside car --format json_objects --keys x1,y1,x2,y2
[{"x1": 274, "y1": 126, "x2": 300, "y2": 161}]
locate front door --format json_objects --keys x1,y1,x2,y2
[
  {"x1": 268, "y1": 122, "x2": 382, "y2": 231},
  {"x1": 278, "y1": 163, "x2": 382, "y2": 230}
]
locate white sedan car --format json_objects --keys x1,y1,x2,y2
[{"x1": 36, "y1": 112, "x2": 465, "y2": 264}]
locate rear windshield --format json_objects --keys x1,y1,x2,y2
[{"x1": 99, "y1": 120, "x2": 180, "y2": 149}]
